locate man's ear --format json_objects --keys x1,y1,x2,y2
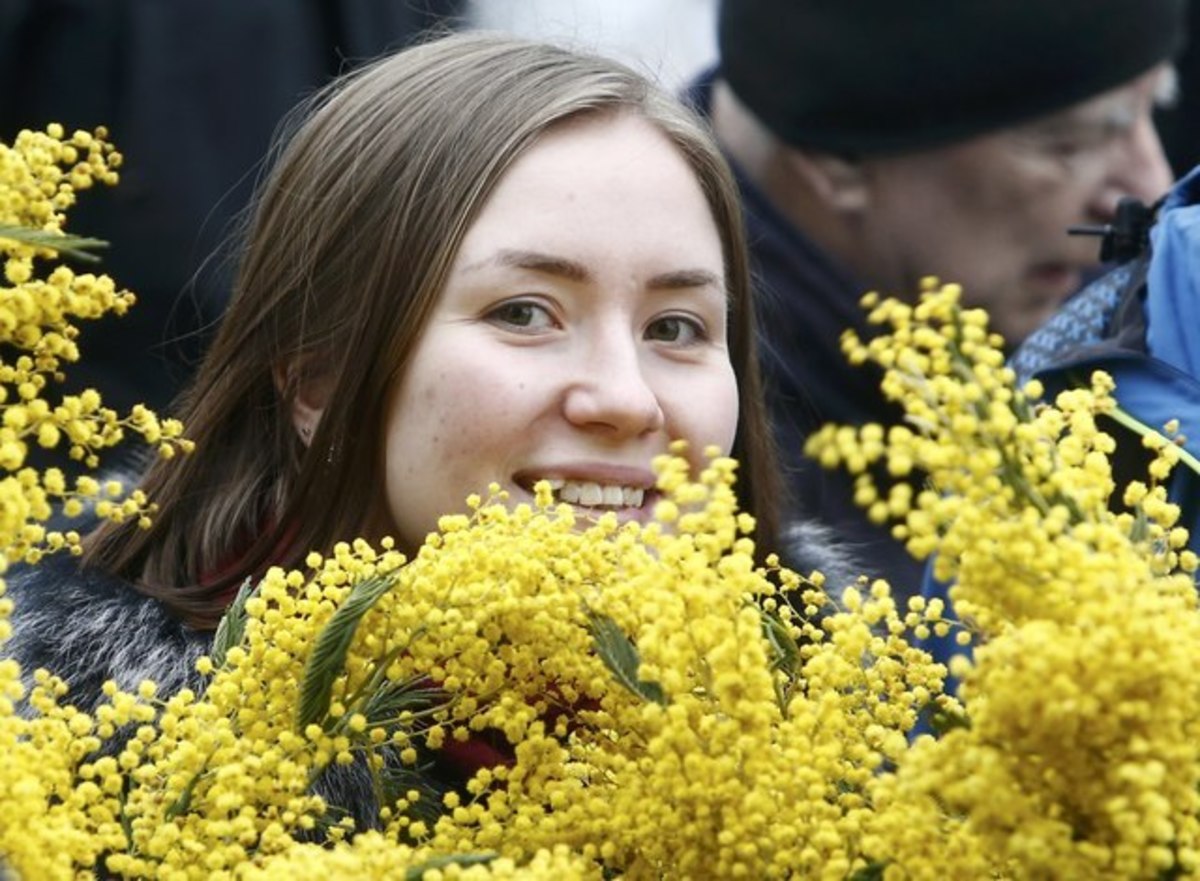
[
  {"x1": 786, "y1": 149, "x2": 870, "y2": 213},
  {"x1": 274, "y1": 361, "x2": 333, "y2": 447}
]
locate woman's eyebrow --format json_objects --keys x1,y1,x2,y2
[
  {"x1": 465, "y1": 249, "x2": 723, "y2": 293},
  {"x1": 646, "y1": 268, "x2": 723, "y2": 291},
  {"x1": 467, "y1": 249, "x2": 589, "y2": 282}
]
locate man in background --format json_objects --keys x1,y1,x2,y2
[{"x1": 688, "y1": 0, "x2": 1188, "y2": 594}]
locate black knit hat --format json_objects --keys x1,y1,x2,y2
[{"x1": 719, "y1": 0, "x2": 1189, "y2": 155}]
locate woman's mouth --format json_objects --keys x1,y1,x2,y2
[
  {"x1": 513, "y1": 472, "x2": 656, "y2": 522},
  {"x1": 542, "y1": 478, "x2": 645, "y2": 509}
]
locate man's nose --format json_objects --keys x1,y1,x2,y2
[{"x1": 1091, "y1": 114, "x2": 1174, "y2": 219}]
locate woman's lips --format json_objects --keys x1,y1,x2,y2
[{"x1": 513, "y1": 470, "x2": 659, "y2": 524}]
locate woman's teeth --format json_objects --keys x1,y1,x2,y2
[{"x1": 542, "y1": 478, "x2": 644, "y2": 508}]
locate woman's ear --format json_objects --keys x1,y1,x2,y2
[
  {"x1": 274, "y1": 361, "x2": 334, "y2": 447},
  {"x1": 785, "y1": 149, "x2": 870, "y2": 213}
]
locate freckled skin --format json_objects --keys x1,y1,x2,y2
[{"x1": 379, "y1": 114, "x2": 739, "y2": 552}]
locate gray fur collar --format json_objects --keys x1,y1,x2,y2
[
  {"x1": 4, "y1": 552, "x2": 211, "y2": 716},
  {"x1": 782, "y1": 517, "x2": 863, "y2": 597}
]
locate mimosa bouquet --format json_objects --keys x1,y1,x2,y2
[
  {"x1": 2, "y1": 126, "x2": 1198, "y2": 880},
  {"x1": 806, "y1": 280, "x2": 1200, "y2": 879}
]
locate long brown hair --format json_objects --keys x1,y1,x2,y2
[{"x1": 84, "y1": 32, "x2": 783, "y2": 629}]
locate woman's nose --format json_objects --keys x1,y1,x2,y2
[{"x1": 561, "y1": 335, "x2": 665, "y2": 437}]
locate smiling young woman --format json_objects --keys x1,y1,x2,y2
[
  {"x1": 69, "y1": 32, "x2": 787, "y2": 631},
  {"x1": 373, "y1": 112, "x2": 740, "y2": 548}
]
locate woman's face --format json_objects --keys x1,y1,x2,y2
[{"x1": 380, "y1": 112, "x2": 739, "y2": 551}]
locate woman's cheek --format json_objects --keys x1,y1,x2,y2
[{"x1": 674, "y1": 365, "x2": 740, "y2": 463}]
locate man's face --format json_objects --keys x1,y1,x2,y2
[{"x1": 855, "y1": 65, "x2": 1174, "y2": 346}]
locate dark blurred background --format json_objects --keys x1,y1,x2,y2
[{"x1": 0, "y1": 0, "x2": 465, "y2": 420}]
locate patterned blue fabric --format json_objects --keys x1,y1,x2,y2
[{"x1": 1009, "y1": 263, "x2": 1131, "y2": 386}]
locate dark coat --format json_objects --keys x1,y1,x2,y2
[
  {"x1": 0, "y1": 0, "x2": 463, "y2": 419},
  {"x1": 684, "y1": 70, "x2": 925, "y2": 599}
]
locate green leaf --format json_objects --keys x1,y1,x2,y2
[
  {"x1": 371, "y1": 757, "x2": 445, "y2": 826},
  {"x1": 116, "y1": 775, "x2": 134, "y2": 852},
  {"x1": 404, "y1": 853, "x2": 496, "y2": 880},
  {"x1": 360, "y1": 676, "x2": 446, "y2": 728},
  {"x1": 209, "y1": 578, "x2": 256, "y2": 669},
  {"x1": 760, "y1": 607, "x2": 802, "y2": 676},
  {"x1": 921, "y1": 700, "x2": 971, "y2": 737},
  {"x1": 587, "y1": 611, "x2": 667, "y2": 706},
  {"x1": 0, "y1": 224, "x2": 109, "y2": 263},
  {"x1": 760, "y1": 606, "x2": 804, "y2": 712},
  {"x1": 163, "y1": 772, "x2": 200, "y2": 820},
  {"x1": 296, "y1": 574, "x2": 397, "y2": 732},
  {"x1": 1107, "y1": 402, "x2": 1200, "y2": 478},
  {"x1": 847, "y1": 861, "x2": 888, "y2": 881}
]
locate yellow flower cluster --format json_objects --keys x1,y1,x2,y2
[
  {"x1": 241, "y1": 838, "x2": 592, "y2": 880},
  {"x1": 0, "y1": 125, "x2": 191, "y2": 567},
  {"x1": 0, "y1": 446, "x2": 950, "y2": 878},
  {"x1": 0, "y1": 125, "x2": 193, "y2": 879},
  {"x1": 6, "y1": 117, "x2": 1195, "y2": 878},
  {"x1": 807, "y1": 279, "x2": 1200, "y2": 879},
  {"x1": 381, "y1": 456, "x2": 946, "y2": 879}
]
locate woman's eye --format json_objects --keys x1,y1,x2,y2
[
  {"x1": 486, "y1": 299, "x2": 555, "y2": 331},
  {"x1": 645, "y1": 315, "x2": 705, "y2": 345}
]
